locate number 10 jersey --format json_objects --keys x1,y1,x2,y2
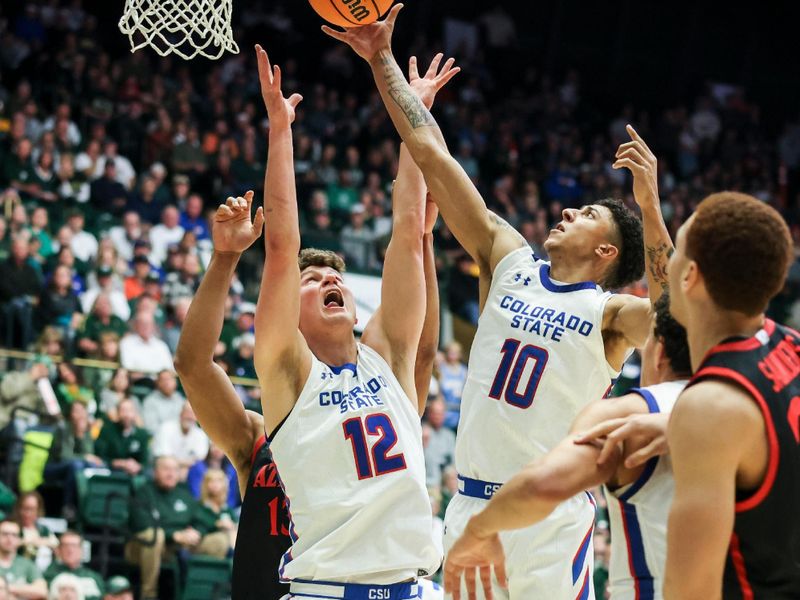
[
  {"x1": 268, "y1": 343, "x2": 441, "y2": 585},
  {"x1": 456, "y1": 247, "x2": 618, "y2": 484}
]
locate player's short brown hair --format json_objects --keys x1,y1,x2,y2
[
  {"x1": 298, "y1": 248, "x2": 346, "y2": 273},
  {"x1": 686, "y1": 192, "x2": 792, "y2": 316}
]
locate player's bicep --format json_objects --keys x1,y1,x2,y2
[{"x1": 607, "y1": 294, "x2": 652, "y2": 348}]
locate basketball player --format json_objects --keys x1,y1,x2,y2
[
  {"x1": 663, "y1": 192, "x2": 800, "y2": 598},
  {"x1": 324, "y1": 8, "x2": 673, "y2": 598},
  {"x1": 251, "y1": 44, "x2": 458, "y2": 600},
  {"x1": 443, "y1": 293, "x2": 691, "y2": 600}
]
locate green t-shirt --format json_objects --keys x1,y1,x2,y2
[
  {"x1": 79, "y1": 314, "x2": 128, "y2": 343},
  {"x1": 130, "y1": 482, "x2": 212, "y2": 541},
  {"x1": 0, "y1": 555, "x2": 42, "y2": 586},
  {"x1": 43, "y1": 563, "x2": 105, "y2": 600},
  {"x1": 94, "y1": 422, "x2": 150, "y2": 466}
]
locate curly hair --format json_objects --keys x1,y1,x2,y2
[
  {"x1": 653, "y1": 293, "x2": 691, "y2": 377},
  {"x1": 298, "y1": 248, "x2": 346, "y2": 273},
  {"x1": 596, "y1": 198, "x2": 644, "y2": 289},
  {"x1": 686, "y1": 192, "x2": 792, "y2": 316}
]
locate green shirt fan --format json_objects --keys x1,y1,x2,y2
[{"x1": 118, "y1": 0, "x2": 239, "y2": 60}]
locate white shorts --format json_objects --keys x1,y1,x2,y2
[
  {"x1": 443, "y1": 489, "x2": 596, "y2": 600},
  {"x1": 280, "y1": 578, "x2": 438, "y2": 599}
]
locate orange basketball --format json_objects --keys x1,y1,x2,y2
[{"x1": 309, "y1": 0, "x2": 394, "y2": 28}]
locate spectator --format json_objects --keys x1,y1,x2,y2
[
  {"x1": 161, "y1": 253, "x2": 200, "y2": 308},
  {"x1": 102, "y1": 576, "x2": 132, "y2": 600},
  {"x1": 37, "y1": 265, "x2": 82, "y2": 335},
  {"x1": 119, "y1": 312, "x2": 173, "y2": 376},
  {"x1": 0, "y1": 519, "x2": 47, "y2": 599},
  {"x1": 56, "y1": 154, "x2": 90, "y2": 205},
  {"x1": 438, "y1": 342, "x2": 468, "y2": 430},
  {"x1": 94, "y1": 398, "x2": 149, "y2": 477},
  {"x1": 126, "y1": 176, "x2": 164, "y2": 226},
  {"x1": 178, "y1": 194, "x2": 209, "y2": 241},
  {"x1": 199, "y1": 468, "x2": 237, "y2": 554},
  {"x1": 97, "y1": 368, "x2": 139, "y2": 422},
  {"x1": 125, "y1": 456, "x2": 229, "y2": 600},
  {"x1": 339, "y1": 203, "x2": 375, "y2": 271},
  {"x1": 152, "y1": 402, "x2": 210, "y2": 479},
  {"x1": 97, "y1": 141, "x2": 135, "y2": 190},
  {"x1": 43, "y1": 532, "x2": 104, "y2": 600},
  {"x1": 0, "y1": 237, "x2": 42, "y2": 349},
  {"x1": 11, "y1": 492, "x2": 58, "y2": 563},
  {"x1": 89, "y1": 159, "x2": 127, "y2": 217},
  {"x1": 149, "y1": 206, "x2": 184, "y2": 266},
  {"x1": 141, "y1": 371, "x2": 185, "y2": 436},
  {"x1": 48, "y1": 572, "x2": 85, "y2": 600},
  {"x1": 422, "y1": 398, "x2": 456, "y2": 487},
  {"x1": 122, "y1": 256, "x2": 151, "y2": 301},
  {"x1": 45, "y1": 402, "x2": 104, "y2": 518},
  {"x1": 65, "y1": 213, "x2": 97, "y2": 264},
  {"x1": 54, "y1": 363, "x2": 94, "y2": 416},
  {"x1": 107, "y1": 212, "x2": 141, "y2": 262},
  {"x1": 0, "y1": 573, "x2": 8, "y2": 600},
  {"x1": 82, "y1": 332, "x2": 120, "y2": 395},
  {"x1": 162, "y1": 297, "x2": 191, "y2": 355},
  {"x1": 187, "y1": 444, "x2": 239, "y2": 509},
  {"x1": 76, "y1": 292, "x2": 128, "y2": 355}
]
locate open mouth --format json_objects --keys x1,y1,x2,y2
[
  {"x1": 323, "y1": 288, "x2": 344, "y2": 309},
  {"x1": 553, "y1": 222, "x2": 566, "y2": 233}
]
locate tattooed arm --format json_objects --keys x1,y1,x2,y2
[
  {"x1": 613, "y1": 124, "x2": 673, "y2": 304},
  {"x1": 322, "y1": 8, "x2": 526, "y2": 273}
]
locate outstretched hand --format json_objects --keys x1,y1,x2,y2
[
  {"x1": 443, "y1": 523, "x2": 507, "y2": 600},
  {"x1": 255, "y1": 44, "x2": 303, "y2": 127},
  {"x1": 321, "y1": 4, "x2": 404, "y2": 62},
  {"x1": 212, "y1": 191, "x2": 265, "y2": 254},
  {"x1": 613, "y1": 124, "x2": 659, "y2": 209},
  {"x1": 408, "y1": 53, "x2": 460, "y2": 110}
]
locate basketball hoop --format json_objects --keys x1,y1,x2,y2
[{"x1": 118, "y1": 0, "x2": 239, "y2": 60}]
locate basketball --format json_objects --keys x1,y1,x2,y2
[{"x1": 308, "y1": 0, "x2": 394, "y2": 28}]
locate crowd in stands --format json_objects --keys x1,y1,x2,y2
[{"x1": 0, "y1": 0, "x2": 798, "y2": 597}]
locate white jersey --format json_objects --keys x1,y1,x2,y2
[
  {"x1": 268, "y1": 343, "x2": 441, "y2": 584},
  {"x1": 604, "y1": 380, "x2": 687, "y2": 600},
  {"x1": 456, "y1": 247, "x2": 617, "y2": 483}
]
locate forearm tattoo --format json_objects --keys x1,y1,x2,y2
[
  {"x1": 646, "y1": 242, "x2": 674, "y2": 290},
  {"x1": 379, "y1": 54, "x2": 435, "y2": 129}
]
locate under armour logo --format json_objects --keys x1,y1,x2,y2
[
  {"x1": 321, "y1": 372, "x2": 330, "y2": 380},
  {"x1": 514, "y1": 273, "x2": 531, "y2": 286}
]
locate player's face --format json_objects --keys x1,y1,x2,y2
[
  {"x1": 667, "y1": 216, "x2": 694, "y2": 326},
  {"x1": 299, "y1": 266, "x2": 356, "y2": 334},
  {"x1": 544, "y1": 205, "x2": 617, "y2": 261}
]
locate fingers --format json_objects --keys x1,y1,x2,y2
[
  {"x1": 273, "y1": 64, "x2": 282, "y2": 90},
  {"x1": 574, "y1": 417, "x2": 626, "y2": 444},
  {"x1": 287, "y1": 93, "x2": 304, "y2": 109},
  {"x1": 612, "y1": 157, "x2": 647, "y2": 174},
  {"x1": 480, "y1": 566, "x2": 493, "y2": 600},
  {"x1": 463, "y1": 567, "x2": 477, "y2": 600},
  {"x1": 408, "y1": 56, "x2": 419, "y2": 80},
  {"x1": 443, "y1": 562, "x2": 461, "y2": 600},
  {"x1": 383, "y1": 3, "x2": 403, "y2": 27},
  {"x1": 436, "y1": 64, "x2": 461, "y2": 87},
  {"x1": 495, "y1": 557, "x2": 508, "y2": 590},
  {"x1": 597, "y1": 423, "x2": 634, "y2": 465},
  {"x1": 254, "y1": 44, "x2": 273, "y2": 84},
  {"x1": 425, "y1": 52, "x2": 444, "y2": 78},
  {"x1": 624, "y1": 439, "x2": 661, "y2": 468},
  {"x1": 320, "y1": 24, "x2": 348, "y2": 43},
  {"x1": 252, "y1": 206, "x2": 265, "y2": 234},
  {"x1": 626, "y1": 124, "x2": 654, "y2": 155},
  {"x1": 244, "y1": 190, "x2": 254, "y2": 209},
  {"x1": 215, "y1": 204, "x2": 234, "y2": 220},
  {"x1": 615, "y1": 145, "x2": 649, "y2": 166}
]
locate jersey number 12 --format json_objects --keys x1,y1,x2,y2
[
  {"x1": 489, "y1": 338, "x2": 549, "y2": 408},
  {"x1": 343, "y1": 413, "x2": 407, "y2": 479}
]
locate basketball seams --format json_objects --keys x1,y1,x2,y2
[
  {"x1": 325, "y1": 0, "x2": 359, "y2": 26},
  {"x1": 369, "y1": 0, "x2": 381, "y2": 17}
]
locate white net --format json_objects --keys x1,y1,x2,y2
[{"x1": 118, "y1": 0, "x2": 239, "y2": 60}]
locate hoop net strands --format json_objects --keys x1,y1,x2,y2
[{"x1": 119, "y1": 0, "x2": 239, "y2": 60}]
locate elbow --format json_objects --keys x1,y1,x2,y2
[
  {"x1": 520, "y1": 468, "x2": 571, "y2": 507},
  {"x1": 408, "y1": 138, "x2": 448, "y2": 172}
]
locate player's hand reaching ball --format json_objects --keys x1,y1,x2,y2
[
  {"x1": 321, "y1": 4, "x2": 403, "y2": 62},
  {"x1": 213, "y1": 190, "x2": 265, "y2": 254}
]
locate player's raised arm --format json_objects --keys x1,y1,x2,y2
[
  {"x1": 606, "y1": 126, "x2": 674, "y2": 351},
  {"x1": 252, "y1": 45, "x2": 311, "y2": 426},
  {"x1": 175, "y1": 193, "x2": 264, "y2": 475},
  {"x1": 664, "y1": 382, "x2": 760, "y2": 599},
  {"x1": 413, "y1": 198, "x2": 440, "y2": 415},
  {"x1": 322, "y1": 10, "x2": 525, "y2": 274}
]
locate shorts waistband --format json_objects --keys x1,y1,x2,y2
[
  {"x1": 289, "y1": 579, "x2": 420, "y2": 599},
  {"x1": 457, "y1": 474, "x2": 502, "y2": 499}
]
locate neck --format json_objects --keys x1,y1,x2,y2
[
  {"x1": 547, "y1": 251, "x2": 601, "y2": 285},
  {"x1": 687, "y1": 305, "x2": 765, "y2": 371},
  {"x1": 306, "y1": 330, "x2": 358, "y2": 367}
]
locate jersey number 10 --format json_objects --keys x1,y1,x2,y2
[
  {"x1": 343, "y1": 413, "x2": 407, "y2": 479},
  {"x1": 490, "y1": 338, "x2": 549, "y2": 408}
]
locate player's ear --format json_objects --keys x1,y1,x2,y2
[
  {"x1": 683, "y1": 260, "x2": 700, "y2": 295},
  {"x1": 595, "y1": 243, "x2": 619, "y2": 260}
]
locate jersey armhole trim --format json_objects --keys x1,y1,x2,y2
[
  {"x1": 616, "y1": 388, "x2": 661, "y2": 502},
  {"x1": 691, "y1": 366, "x2": 779, "y2": 513},
  {"x1": 250, "y1": 434, "x2": 267, "y2": 467}
]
